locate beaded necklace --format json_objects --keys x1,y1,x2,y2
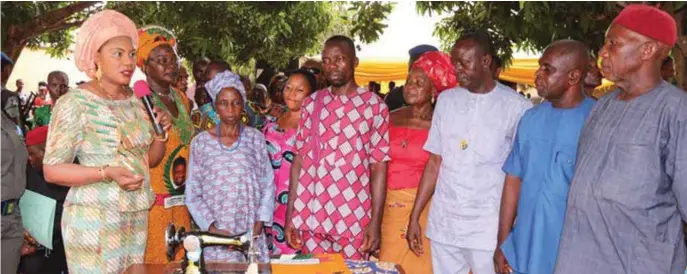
[
  {"x1": 151, "y1": 87, "x2": 194, "y2": 145},
  {"x1": 216, "y1": 124, "x2": 243, "y2": 152}
]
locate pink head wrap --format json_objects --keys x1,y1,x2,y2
[
  {"x1": 411, "y1": 51, "x2": 458, "y2": 95},
  {"x1": 74, "y1": 10, "x2": 138, "y2": 79}
]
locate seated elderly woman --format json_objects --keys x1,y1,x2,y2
[{"x1": 185, "y1": 70, "x2": 275, "y2": 262}]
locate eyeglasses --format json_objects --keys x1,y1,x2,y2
[{"x1": 148, "y1": 55, "x2": 179, "y2": 66}]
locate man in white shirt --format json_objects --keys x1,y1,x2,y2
[
  {"x1": 406, "y1": 31, "x2": 532, "y2": 274},
  {"x1": 15, "y1": 79, "x2": 28, "y2": 104}
]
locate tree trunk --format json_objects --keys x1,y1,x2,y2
[
  {"x1": 287, "y1": 57, "x2": 300, "y2": 71},
  {"x1": 3, "y1": 25, "x2": 28, "y2": 73},
  {"x1": 2, "y1": 1, "x2": 98, "y2": 75},
  {"x1": 255, "y1": 59, "x2": 277, "y2": 87},
  {"x1": 672, "y1": 7, "x2": 687, "y2": 91}
]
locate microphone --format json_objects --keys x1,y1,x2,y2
[{"x1": 133, "y1": 80, "x2": 165, "y2": 135}]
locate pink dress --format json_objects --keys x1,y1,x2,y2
[{"x1": 263, "y1": 122, "x2": 299, "y2": 255}]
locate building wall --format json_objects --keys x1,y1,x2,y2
[{"x1": 6, "y1": 48, "x2": 146, "y2": 95}]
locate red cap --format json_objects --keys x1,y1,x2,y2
[
  {"x1": 133, "y1": 80, "x2": 151, "y2": 98},
  {"x1": 26, "y1": 126, "x2": 49, "y2": 146},
  {"x1": 612, "y1": 4, "x2": 677, "y2": 47}
]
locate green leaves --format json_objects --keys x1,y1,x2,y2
[
  {"x1": 417, "y1": 1, "x2": 630, "y2": 66},
  {"x1": 348, "y1": 1, "x2": 394, "y2": 44},
  {"x1": 418, "y1": 1, "x2": 519, "y2": 66},
  {"x1": 2, "y1": 1, "x2": 392, "y2": 70}
]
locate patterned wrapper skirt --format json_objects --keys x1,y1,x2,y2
[
  {"x1": 61, "y1": 205, "x2": 148, "y2": 274},
  {"x1": 379, "y1": 188, "x2": 433, "y2": 274}
]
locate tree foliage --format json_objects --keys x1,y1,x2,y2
[
  {"x1": 418, "y1": 1, "x2": 687, "y2": 89},
  {"x1": 120, "y1": 2, "x2": 331, "y2": 67},
  {"x1": 417, "y1": 1, "x2": 684, "y2": 63},
  {"x1": 418, "y1": 2, "x2": 509, "y2": 66},
  {"x1": 1, "y1": 2, "x2": 101, "y2": 60},
  {"x1": 0, "y1": 1, "x2": 393, "y2": 73},
  {"x1": 349, "y1": 2, "x2": 394, "y2": 45}
]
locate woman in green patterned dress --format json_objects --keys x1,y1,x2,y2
[{"x1": 42, "y1": 10, "x2": 172, "y2": 274}]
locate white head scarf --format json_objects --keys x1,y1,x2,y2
[{"x1": 204, "y1": 70, "x2": 246, "y2": 103}]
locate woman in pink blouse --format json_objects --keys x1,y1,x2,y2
[{"x1": 263, "y1": 69, "x2": 317, "y2": 255}]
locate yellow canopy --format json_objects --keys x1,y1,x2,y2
[
  {"x1": 356, "y1": 59, "x2": 410, "y2": 84},
  {"x1": 355, "y1": 58, "x2": 615, "y2": 95}
]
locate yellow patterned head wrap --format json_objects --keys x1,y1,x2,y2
[{"x1": 136, "y1": 25, "x2": 177, "y2": 69}]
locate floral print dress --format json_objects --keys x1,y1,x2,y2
[{"x1": 263, "y1": 121, "x2": 299, "y2": 255}]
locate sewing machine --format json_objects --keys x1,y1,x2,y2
[{"x1": 165, "y1": 224, "x2": 259, "y2": 274}]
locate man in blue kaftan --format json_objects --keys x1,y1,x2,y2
[{"x1": 494, "y1": 40, "x2": 595, "y2": 274}]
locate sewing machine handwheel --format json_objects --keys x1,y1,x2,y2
[{"x1": 165, "y1": 224, "x2": 177, "y2": 261}]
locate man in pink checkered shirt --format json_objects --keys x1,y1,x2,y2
[{"x1": 283, "y1": 35, "x2": 390, "y2": 260}]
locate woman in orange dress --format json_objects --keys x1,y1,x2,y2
[
  {"x1": 137, "y1": 26, "x2": 195, "y2": 264},
  {"x1": 379, "y1": 51, "x2": 456, "y2": 274}
]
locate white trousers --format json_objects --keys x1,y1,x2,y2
[{"x1": 430, "y1": 240, "x2": 496, "y2": 274}]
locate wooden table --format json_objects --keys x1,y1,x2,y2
[
  {"x1": 123, "y1": 262, "x2": 271, "y2": 274},
  {"x1": 124, "y1": 262, "x2": 405, "y2": 274}
]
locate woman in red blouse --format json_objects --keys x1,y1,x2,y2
[{"x1": 379, "y1": 51, "x2": 457, "y2": 273}]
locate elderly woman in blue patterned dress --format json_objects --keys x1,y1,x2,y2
[{"x1": 185, "y1": 70, "x2": 275, "y2": 262}]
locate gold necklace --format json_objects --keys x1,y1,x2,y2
[
  {"x1": 95, "y1": 81, "x2": 130, "y2": 148},
  {"x1": 95, "y1": 81, "x2": 125, "y2": 100},
  {"x1": 400, "y1": 128, "x2": 409, "y2": 149},
  {"x1": 400, "y1": 108, "x2": 432, "y2": 149}
]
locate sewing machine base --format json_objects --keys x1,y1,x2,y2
[
  {"x1": 165, "y1": 224, "x2": 255, "y2": 274},
  {"x1": 122, "y1": 262, "x2": 271, "y2": 274},
  {"x1": 166, "y1": 262, "x2": 271, "y2": 274}
]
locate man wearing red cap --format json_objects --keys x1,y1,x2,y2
[
  {"x1": 554, "y1": 5, "x2": 687, "y2": 274},
  {"x1": 19, "y1": 126, "x2": 69, "y2": 274}
]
